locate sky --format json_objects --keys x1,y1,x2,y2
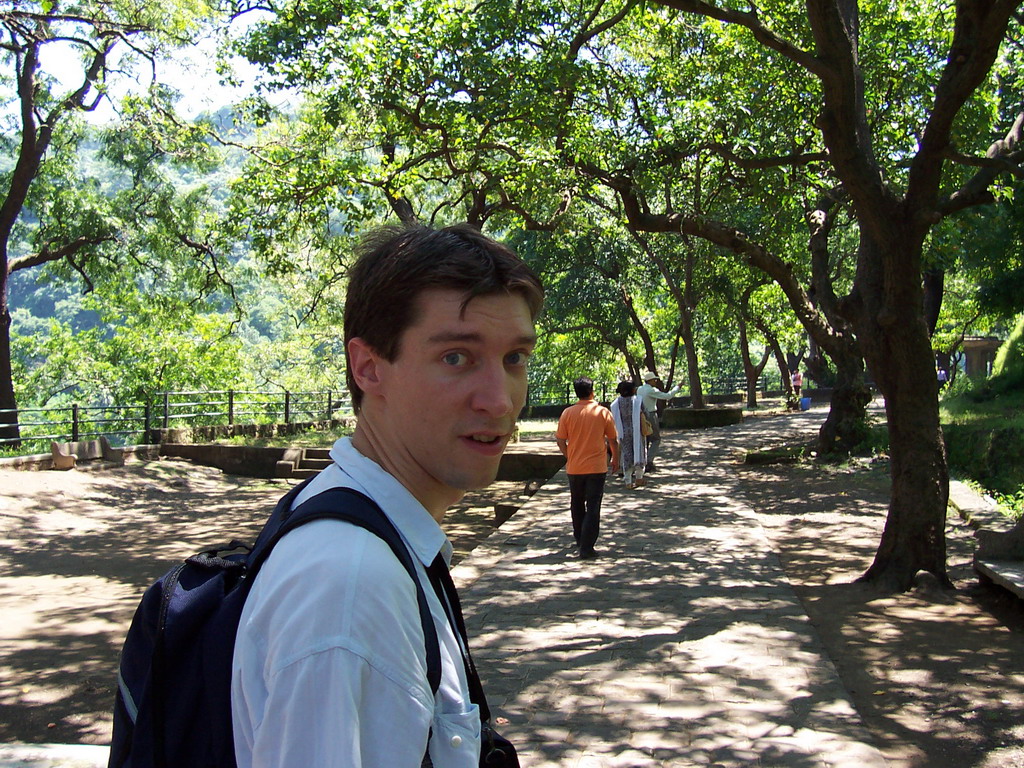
[{"x1": 38, "y1": 20, "x2": 271, "y2": 124}]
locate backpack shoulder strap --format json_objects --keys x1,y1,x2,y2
[{"x1": 247, "y1": 484, "x2": 442, "y2": 696}]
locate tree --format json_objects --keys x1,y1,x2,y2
[
  {"x1": 236, "y1": 0, "x2": 1024, "y2": 590},
  {"x1": 0, "y1": 0, "x2": 218, "y2": 442},
  {"x1": 520, "y1": 222, "x2": 649, "y2": 378},
  {"x1": 630, "y1": 231, "x2": 711, "y2": 406},
  {"x1": 646, "y1": 0, "x2": 1024, "y2": 589}
]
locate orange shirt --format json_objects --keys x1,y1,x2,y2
[{"x1": 555, "y1": 397, "x2": 617, "y2": 475}]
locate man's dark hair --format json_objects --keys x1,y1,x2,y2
[
  {"x1": 344, "y1": 224, "x2": 544, "y2": 411},
  {"x1": 616, "y1": 380, "x2": 636, "y2": 397},
  {"x1": 573, "y1": 377, "x2": 594, "y2": 399}
]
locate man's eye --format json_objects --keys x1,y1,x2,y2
[
  {"x1": 506, "y1": 351, "x2": 531, "y2": 367},
  {"x1": 442, "y1": 352, "x2": 470, "y2": 366}
]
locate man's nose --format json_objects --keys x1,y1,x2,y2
[{"x1": 470, "y1": 363, "x2": 518, "y2": 418}]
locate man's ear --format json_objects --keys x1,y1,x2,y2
[{"x1": 347, "y1": 337, "x2": 386, "y2": 399}]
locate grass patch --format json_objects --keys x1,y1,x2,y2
[
  {"x1": 516, "y1": 419, "x2": 558, "y2": 440},
  {"x1": 212, "y1": 424, "x2": 354, "y2": 448},
  {"x1": 940, "y1": 385, "x2": 1024, "y2": 430},
  {"x1": 993, "y1": 489, "x2": 1024, "y2": 521},
  {"x1": 744, "y1": 444, "x2": 812, "y2": 465},
  {"x1": 942, "y1": 380, "x2": 1024, "y2": 518}
]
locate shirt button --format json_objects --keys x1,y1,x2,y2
[{"x1": 450, "y1": 735, "x2": 463, "y2": 748}]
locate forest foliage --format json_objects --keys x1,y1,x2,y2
[
  {"x1": 4, "y1": 0, "x2": 1024, "y2": 590},
  {"x1": 4, "y1": 1, "x2": 1020, "y2": 416}
]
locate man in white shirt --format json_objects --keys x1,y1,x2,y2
[
  {"x1": 636, "y1": 371, "x2": 680, "y2": 473},
  {"x1": 231, "y1": 224, "x2": 543, "y2": 768}
]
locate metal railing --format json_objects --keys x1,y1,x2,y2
[
  {"x1": 527, "y1": 377, "x2": 768, "y2": 407},
  {"x1": 1, "y1": 376, "x2": 773, "y2": 455},
  {"x1": 0, "y1": 389, "x2": 346, "y2": 456}
]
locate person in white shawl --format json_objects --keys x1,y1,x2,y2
[{"x1": 610, "y1": 380, "x2": 648, "y2": 489}]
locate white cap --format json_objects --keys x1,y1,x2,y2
[{"x1": 642, "y1": 371, "x2": 658, "y2": 382}]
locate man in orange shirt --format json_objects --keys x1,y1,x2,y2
[{"x1": 555, "y1": 378, "x2": 620, "y2": 559}]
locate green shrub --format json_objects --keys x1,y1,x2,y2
[
  {"x1": 991, "y1": 313, "x2": 1024, "y2": 389},
  {"x1": 944, "y1": 424, "x2": 1024, "y2": 496},
  {"x1": 993, "y1": 488, "x2": 1024, "y2": 521}
]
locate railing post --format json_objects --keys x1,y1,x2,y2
[
  {"x1": 144, "y1": 402, "x2": 151, "y2": 443},
  {"x1": 162, "y1": 392, "x2": 170, "y2": 429},
  {"x1": 326, "y1": 390, "x2": 332, "y2": 420},
  {"x1": 284, "y1": 391, "x2": 291, "y2": 424},
  {"x1": 228, "y1": 390, "x2": 235, "y2": 426},
  {"x1": 71, "y1": 404, "x2": 80, "y2": 442}
]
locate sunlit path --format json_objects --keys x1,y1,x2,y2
[{"x1": 455, "y1": 405, "x2": 888, "y2": 767}]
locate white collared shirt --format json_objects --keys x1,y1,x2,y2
[
  {"x1": 636, "y1": 382, "x2": 681, "y2": 414},
  {"x1": 231, "y1": 437, "x2": 481, "y2": 768}
]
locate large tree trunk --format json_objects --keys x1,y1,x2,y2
[
  {"x1": 738, "y1": 315, "x2": 770, "y2": 408},
  {"x1": 753, "y1": 318, "x2": 792, "y2": 398},
  {"x1": 666, "y1": 329, "x2": 682, "y2": 388},
  {"x1": 852, "y1": 237, "x2": 951, "y2": 590},
  {"x1": 620, "y1": 286, "x2": 657, "y2": 372},
  {"x1": 679, "y1": 309, "x2": 704, "y2": 408},
  {"x1": 923, "y1": 268, "x2": 945, "y2": 337},
  {"x1": 817, "y1": 342, "x2": 872, "y2": 453},
  {"x1": 0, "y1": 271, "x2": 18, "y2": 445}
]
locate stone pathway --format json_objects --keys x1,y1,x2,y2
[
  {"x1": 2, "y1": 406, "x2": 891, "y2": 767},
  {"x1": 454, "y1": 407, "x2": 889, "y2": 767}
]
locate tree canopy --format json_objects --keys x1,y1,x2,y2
[{"x1": 4, "y1": 0, "x2": 1023, "y2": 592}]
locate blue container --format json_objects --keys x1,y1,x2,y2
[{"x1": 799, "y1": 397, "x2": 811, "y2": 411}]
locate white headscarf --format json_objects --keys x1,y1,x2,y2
[{"x1": 610, "y1": 393, "x2": 644, "y2": 467}]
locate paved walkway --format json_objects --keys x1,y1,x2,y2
[
  {"x1": 454, "y1": 407, "x2": 888, "y2": 767},
  {"x1": 1, "y1": 406, "x2": 889, "y2": 767}
]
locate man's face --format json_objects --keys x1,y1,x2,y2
[{"x1": 352, "y1": 289, "x2": 537, "y2": 516}]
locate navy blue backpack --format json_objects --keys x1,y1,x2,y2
[{"x1": 107, "y1": 481, "x2": 441, "y2": 768}]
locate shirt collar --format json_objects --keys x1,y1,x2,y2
[{"x1": 328, "y1": 437, "x2": 452, "y2": 567}]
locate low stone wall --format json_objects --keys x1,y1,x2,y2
[
  {"x1": 497, "y1": 446, "x2": 565, "y2": 481},
  {"x1": 661, "y1": 407, "x2": 744, "y2": 429},
  {"x1": 0, "y1": 444, "x2": 160, "y2": 472},
  {"x1": 159, "y1": 442, "x2": 566, "y2": 481},
  {"x1": 668, "y1": 394, "x2": 743, "y2": 407},
  {"x1": 159, "y1": 444, "x2": 293, "y2": 479},
  {"x1": 524, "y1": 404, "x2": 569, "y2": 420}
]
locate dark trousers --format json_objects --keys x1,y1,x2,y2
[{"x1": 568, "y1": 472, "x2": 606, "y2": 555}]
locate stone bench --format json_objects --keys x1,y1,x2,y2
[
  {"x1": 975, "y1": 558, "x2": 1024, "y2": 599},
  {"x1": 974, "y1": 518, "x2": 1024, "y2": 600},
  {"x1": 949, "y1": 481, "x2": 1024, "y2": 601},
  {"x1": 50, "y1": 437, "x2": 126, "y2": 471}
]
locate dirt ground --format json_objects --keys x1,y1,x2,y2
[
  {"x1": 0, "y1": 458, "x2": 540, "y2": 747},
  {"x1": 1, "y1": 440, "x2": 1023, "y2": 767},
  {"x1": 734, "y1": 458, "x2": 1024, "y2": 768}
]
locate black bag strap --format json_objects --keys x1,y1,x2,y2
[
  {"x1": 248, "y1": 481, "x2": 442, "y2": 695},
  {"x1": 426, "y1": 555, "x2": 491, "y2": 723}
]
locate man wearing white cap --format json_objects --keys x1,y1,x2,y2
[{"x1": 636, "y1": 371, "x2": 681, "y2": 472}]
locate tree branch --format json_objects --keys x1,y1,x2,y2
[
  {"x1": 650, "y1": 0, "x2": 825, "y2": 75},
  {"x1": 8, "y1": 235, "x2": 114, "y2": 274},
  {"x1": 577, "y1": 158, "x2": 842, "y2": 353},
  {"x1": 939, "y1": 107, "x2": 1024, "y2": 217},
  {"x1": 668, "y1": 140, "x2": 827, "y2": 170},
  {"x1": 908, "y1": 0, "x2": 1021, "y2": 220},
  {"x1": 569, "y1": 0, "x2": 640, "y2": 60}
]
